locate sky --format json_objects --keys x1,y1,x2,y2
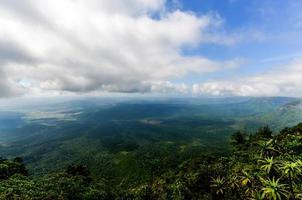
[{"x1": 0, "y1": 0, "x2": 302, "y2": 98}]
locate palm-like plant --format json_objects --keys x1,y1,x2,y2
[
  {"x1": 259, "y1": 157, "x2": 277, "y2": 175},
  {"x1": 257, "y1": 139, "x2": 280, "y2": 158},
  {"x1": 279, "y1": 160, "x2": 302, "y2": 200},
  {"x1": 261, "y1": 177, "x2": 288, "y2": 200},
  {"x1": 241, "y1": 170, "x2": 253, "y2": 187},
  {"x1": 240, "y1": 170, "x2": 256, "y2": 197},
  {"x1": 170, "y1": 178, "x2": 188, "y2": 200},
  {"x1": 210, "y1": 176, "x2": 226, "y2": 196},
  {"x1": 228, "y1": 174, "x2": 243, "y2": 198},
  {"x1": 229, "y1": 174, "x2": 240, "y2": 191},
  {"x1": 250, "y1": 191, "x2": 265, "y2": 200},
  {"x1": 296, "y1": 192, "x2": 302, "y2": 200}
]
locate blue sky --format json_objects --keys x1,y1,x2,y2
[
  {"x1": 0, "y1": 0, "x2": 302, "y2": 98},
  {"x1": 167, "y1": 0, "x2": 302, "y2": 95},
  {"x1": 178, "y1": 0, "x2": 302, "y2": 70}
]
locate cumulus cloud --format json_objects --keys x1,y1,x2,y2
[
  {"x1": 0, "y1": 67, "x2": 25, "y2": 97},
  {"x1": 0, "y1": 0, "x2": 241, "y2": 97},
  {"x1": 192, "y1": 58, "x2": 302, "y2": 97}
]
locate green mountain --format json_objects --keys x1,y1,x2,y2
[{"x1": 0, "y1": 97, "x2": 302, "y2": 199}]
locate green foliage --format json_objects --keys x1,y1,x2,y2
[
  {"x1": 260, "y1": 177, "x2": 288, "y2": 200},
  {"x1": 259, "y1": 157, "x2": 276, "y2": 174},
  {"x1": 0, "y1": 157, "x2": 28, "y2": 179},
  {"x1": 1, "y1": 119, "x2": 302, "y2": 199},
  {"x1": 0, "y1": 161, "x2": 113, "y2": 200},
  {"x1": 230, "y1": 131, "x2": 248, "y2": 151},
  {"x1": 210, "y1": 176, "x2": 226, "y2": 196},
  {"x1": 255, "y1": 126, "x2": 273, "y2": 139},
  {"x1": 210, "y1": 123, "x2": 302, "y2": 200}
]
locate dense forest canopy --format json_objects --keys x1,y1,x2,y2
[
  {"x1": 1, "y1": 97, "x2": 302, "y2": 176},
  {"x1": 1, "y1": 123, "x2": 302, "y2": 199}
]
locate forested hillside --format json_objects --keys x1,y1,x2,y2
[
  {"x1": 2, "y1": 97, "x2": 302, "y2": 178},
  {"x1": 1, "y1": 123, "x2": 302, "y2": 199}
]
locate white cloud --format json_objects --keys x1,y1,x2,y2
[
  {"x1": 192, "y1": 58, "x2": 302, "y2": 97},
  {"x1": 0, "y1": 0, "x2": 241, "y2": 97}
]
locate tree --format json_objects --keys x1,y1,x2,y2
[
  {"x1": 231, "y1": 131, "x2": 247, "y2": 150},
  {"x1": 0, "y1": 158, "x2": 28, "y2": 179},
  {"x1": 66, "y1": 165, "x2": 92, "y2": 182},
  {"x1": 256, "y1": 126, "x2": 273, "y2": 139}
]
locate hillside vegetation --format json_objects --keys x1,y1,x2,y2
[
  {"x1": 2, "y1": 98, "x2": 302, "y2": 178},
  {"x1": 1, "y1": 123, "x2": 302, "y2": 199}
]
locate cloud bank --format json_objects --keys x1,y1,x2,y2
[
  {"x1": 0, "y1": 0, "x2": 242, "y2": 97},
  {"x1": 192, "y1": 59, "x2": 302, "y2": 97},
  {"x1": 0, "y1": 0, "x2": 301, "y2": 97}
]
